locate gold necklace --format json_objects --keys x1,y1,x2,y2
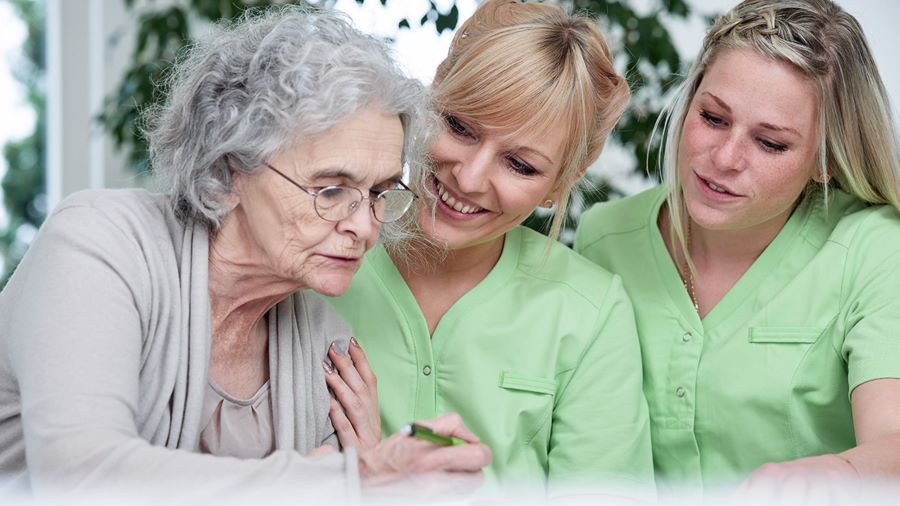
[{"x1": 681, "y1": 220, "x2": 700, "y2": 313}]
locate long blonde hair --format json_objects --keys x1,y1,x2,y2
[
  {"x1": 431, "y1": 0, "x2": 630, "y2": 243},
  {"x1": 656, "y1": 0, "x2": 900, "y2": 262}
]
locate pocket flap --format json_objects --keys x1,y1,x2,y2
[
  {"x1": 748, "y1": 326, "x2": 824, "y2": 344},
  {"x1": 498, "y1": 371, "x2": 557, "y2": 395}
]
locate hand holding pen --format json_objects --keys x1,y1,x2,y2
[
  {"x1": 321, "y1": 338, "x2": 490, "y2": 491},
  {"x1": 402, "y1": 422, "x2": 468, "y2": 446},
  {"x1": 357, "y1": 413, "x2": 491, "y2": 488}
]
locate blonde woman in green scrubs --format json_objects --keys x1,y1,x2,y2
[
  {"x1": 321, "y1": 0, "x2": 655, "y2": 500},
  {"x1": 576, "y1": 0, "x2": 900, "y2": 499}
]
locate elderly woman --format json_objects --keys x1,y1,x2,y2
[{"x1": 0, "y1": 6, "x2": 489, "y2": 502}]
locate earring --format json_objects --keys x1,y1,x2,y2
[
  {"x1": 542, "y1": 199, "x2": 555, "y2": 209},
  {"x1": 813, "y1": 172, "x2": 831, "y2": 184}
]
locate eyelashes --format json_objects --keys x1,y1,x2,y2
[
  {"x1": 698, "y1": 109, "x2": 788, "y2": 154},
  {"x1": 445, "y1": 114, "x2": 472, "y2": 138},
  {"x1": 442, "y1": 114, "x2": 541, "y2": 177},
  {"x1": 506, "y1": 156, "x2": 538, "y2": 176},
  {"x1": 699, "y1": 110, "x2": 724, "y2": 127},
  {"x1": 758, "y1": 139, "x2": 787, "y2": 154}
]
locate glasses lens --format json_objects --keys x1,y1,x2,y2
[
  {"x1": 373, "y1": 189, "x2": 415, "y2": 223},
  {"x1": 315, "y1": 186, "x2": 362, "y2": 221}
]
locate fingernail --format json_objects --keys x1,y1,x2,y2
[
  {"x1": 330, "y1": 341, "x2": 346, "y2": 356},
  {"x1": 322, "y1": 360, "x2": 335, "y2": 374},
  {"x1": 350, "y1": 336, "x2": 360, "y2": 348}
]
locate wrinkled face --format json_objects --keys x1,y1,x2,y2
[
  {"x1": 233, "y1": 106, "x2": 405, "y2": 296},
  {"x1": 422, "y1": 113, "x2": 568, "y2": 252},
  {"x1": 678, "y1": 48, "x2": 819, "y2": 234}
]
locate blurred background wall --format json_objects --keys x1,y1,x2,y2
[{"x1": 0, "y1": 0, "x2": 897, "y2": 284}]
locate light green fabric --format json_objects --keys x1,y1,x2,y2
[
  {"x1": 575, "y1": 186, "x2": 900, "y2": 491},
  {"x1": 328, "y1": 226, "x2": 654, "y2": 497}
]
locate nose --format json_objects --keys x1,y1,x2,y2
[
  {"x1": 710, "y1": 132, "x2": 747, "y2": 172},
  {"x1": 336, "y1": 198, "x2": 380, "y2": 243},
  {"x1": 451, "y1": 145, "x2": 493, "y2": 194}
]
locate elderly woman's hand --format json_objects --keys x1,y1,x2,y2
[
  {"x1": 357, "y1": 413, "x2": 492, "y2": 496},
  {"x1": 324, "y1": 338, "x2": 381, "y2": 450}
]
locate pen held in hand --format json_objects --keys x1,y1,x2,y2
[{"x1": 401, "y1": 422, "x2": 467, "y2": 446}]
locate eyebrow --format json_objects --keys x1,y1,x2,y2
[
  {"x1": 308, "y1": 168, "x2": 365, "y2": 184},
  {"x1": 701, "y1": 91, "x2": 802, "y2": 137},
  {"x1": 515, "y1": 146, "x2": 555, "y2": 165},
  {"x1": 308, "y1": 167, "x2": 403, "y2": 187},
  {"x1": 758, "y1": 121, "x2": 801, "y2": 137},
  {"x1": 702, "y1": 91, "x2": 733, "y2": 114}
]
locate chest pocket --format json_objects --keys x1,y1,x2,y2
[
  {"x1": 748, "y1": 326, "x2": 823, "y2": 344},
  {"x1": 498, "y1": 371, "x2": 556, "y2": 444},
  {"x1": 745, "y1": 326, "x2": 825, "y2": 399}
]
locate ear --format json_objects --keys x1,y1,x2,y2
[
  {"x1": 541, "y1": 163, "x2": 587, "y2": 209},
  {"x1": 811, "y1": 169, "x2": 831, "y2": 184},
  {"x1": 540, "y1": 186, "x2": 566, "y2": 210},
  {"x1": 572, "y1": 163, "x2": 590, "y2": 182},
  {"x1": 222, "y1": 192, "x2": 240, "y2": 212},
  {"x1": 222, "y1": 170, "x2": 244, "y2": 212}
]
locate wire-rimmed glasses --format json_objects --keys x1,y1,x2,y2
[{"x1": 264, "y1": 163, "x2": 417, "y2": 223}]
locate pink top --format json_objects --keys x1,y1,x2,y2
[{"x1": 199, "y1": 380, "x2": 276, "y2": 459}]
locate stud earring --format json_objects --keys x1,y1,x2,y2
[{"x1": 542, "y1": 199, "x2": 555, "y2": 209}]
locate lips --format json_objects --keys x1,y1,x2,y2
[
  {"x1": 318, "y1": 253, "x2": 362, "y2": 264},
  {"x1": 432, "y1": 175, "x2": 488, "y2": 215},
  {"x1": 695, "y1": 172, "x2": 741, "y2": 197}
]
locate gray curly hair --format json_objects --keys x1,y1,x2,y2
[{"x1": 145, "y1": 5, "x2": 430, "y2": 237}]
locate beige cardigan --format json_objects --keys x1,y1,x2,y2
[{"x1": 0, "y1": 189, "x2": 358, "y2": 502}]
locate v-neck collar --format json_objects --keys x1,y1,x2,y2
[
  {"x1": 647, "y1": 191, "x2": 816, "y2": 332},
  {"x1": 369, "y1": 228, "x2": 522, "y2": 343}
]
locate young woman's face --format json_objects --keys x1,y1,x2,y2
[
  {"x1": 678, "y1": 48, "x2": 819, "y2": 234},
  {"x1": 234, "y1": 106, "x2": 405, "y2": 296},
  {"x1": 421, "y1": 113, "x2": 568, "y2": 252}
]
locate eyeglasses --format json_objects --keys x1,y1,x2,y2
[{"x1": 264, "y1": 163, "x2": 418, "y2": 223}]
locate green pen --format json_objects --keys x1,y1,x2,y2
[{"x1": 401, "y1": 422, "x2": 467, "y2": 446}]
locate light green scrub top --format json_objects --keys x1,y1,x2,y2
[
  {"x1": 327, "y1": 226, "x2": 655, "y2": 498},
  {"x1": 575, "y1": 186, "x2": 900, "y2": 491}
]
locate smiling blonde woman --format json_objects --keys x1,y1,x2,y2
[{"x1": 324, "y1": 0, "x2": 654, "y2": 502}]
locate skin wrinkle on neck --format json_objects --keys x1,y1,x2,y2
[
  {"x1": 206, "y1": 204, "x2": 305, "y2": 399},
  {"x1": 208, "y1": 205, "x2": 307, "y2": 333}
]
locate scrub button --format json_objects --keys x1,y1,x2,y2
[
  {"x1": 423, "y1": 365, "x2": 432, "y2": 376},
  {"x1": 682, "y1": 332, "x2": 693, "y2": 342},
  {"x1": 675, "y1": 386, "x2": 687, "y2": 398}
]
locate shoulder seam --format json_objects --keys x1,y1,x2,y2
[{"x1": 553, "y1": 274, "x2": 626, "y2": 393}]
